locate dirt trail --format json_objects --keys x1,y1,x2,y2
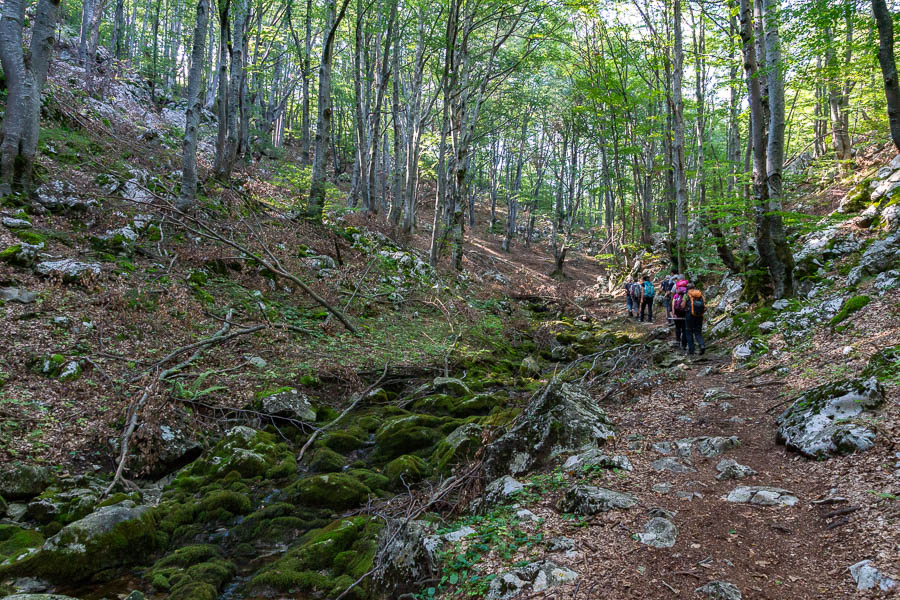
[{"x1": 516, "y1": 311, "x2": 889, "y2": 599}]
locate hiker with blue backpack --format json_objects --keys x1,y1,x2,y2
[{"x1": 638, "y1": 274, "x2": 655, "y2": 322}]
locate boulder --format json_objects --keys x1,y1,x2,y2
[
  {"x1": 374, "y1": 520, "x2": 438, "y2": 599},
  {"x1": 473, "y1": 475, "x2": 525, "y2": 513},
  {"x1": 724, "y1": 486, "x2": 798, "y2": 506},
  {"x1": 259, "y1": 388, "x2": 316, "y2": 421},
  {"x1": 0, "y1": 287, "x2": 38, "y2": 303},
  {"x1": 34, "y1": 260, "x2": 101, "y2": 283},
  {"x1": 882, "y1": 204, "x2": 900, "y2": 230},
  {"x1": 432, "y1": 377, "x2": 471, "y2": 396},
  {"x1": 732, "y1": 339, "x2": 765, "y2": 362},
  {"x1": 651, "y1": 457, "x2": 695, "y2": 473},
  {"x1": 431, "y1": 423, "x2": 483, "y2": 474},
  {"x1": 636, "y1": 517, "x2": 677, "y2": 548},
  {"x1": 696, "y1": 436, "x2": 740, "y2": 458},
  {"x1": 90, "y1": 226, "x2": 138, "y2": 255},
  {"x1": 486, "y1": 560, "x2": 577, "y2": 600},
  {"x1": 848, "y1": 560, "x2": 896, "y2": 592},
  {"x1": 715, "y1": 459, "x2": 757, "y2": 481},
  {"x1": 847, "y1": 230, "x2": 900, "y2": 285},
  {"x1": 35, "y1": 181, "x2": 97, "y2": 213},
  {"x1": 0, "y1": 464, "x2": 52, "y2": 500},
  {"x1": 2, "y1": 217, "x2": 32, "y2": 229},
  {"x1": 714, "y1": 275, "x2": 743, "y2": 314},
  {"x1": 483, "y1": 383, "x2": 615, "y2": 479},
  {"x1": 0, "y1": 502, "x2": 158, "y2": 583},
  {"x1": 696, "y1": 581, "x2": 742, "y2": 600},
  {"x1": 776, "y1": 377, "x2": 885, "y2": 458},
  {"x1": 557, "y1": 485, "x2": 636, "y2": 515},
  {"x1": 874, "y1": 269, "x2": 899, "y2": 295},
  {"x1": 562, "y1": 448, "x2": 633, "y2": 472},
  {"x1": 519, "y1": 356, "x2": 541, "y2": 376},
  {"x1": 1, "y1": 242, "x2": 44, "y2": 267}
]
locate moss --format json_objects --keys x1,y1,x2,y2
[
  {"x1": 0, "y1": 511, "x2": 163, "y2": 583},
  {"x1": 307, "y1": 447, "x2": 346, "y2": 473},
  {"x1": 198, "y1": 490, "x2": 251, "y2": 520},
  {"x1": 346, "y1": 469, "x2": 389, "y2": 492},
  {"x1": 0, "y1": 525, "x2": 44, "y2": 563},
  {"x1": 373, "y1": 414, "x2": 448, "y2": 460},
  {"x1": 0, "y1": 244, "x2": 26, "y2": 266},
  {"x1": 249, "y1": 516, "x2": 382, "y2": 594},
  {"x1": 168, "y1": 581, "x2": 218, "y2": 600},
  {"x1": 286, "y1": 473, "x2": 372, "y2": 510},
  {"x1": 151, "y1": 573, "x2": 171, "y2": 591},
  {"x1": 152, "y1": 544, "x2": 221, "y2": 570},
  {"x1": 829, "y1": 295, "x2": 870, "y2": 326},
  {"x1": 186, "y1": 559, "x2": 235, "y2": 586},
  {"x1": 862, "y1": 345, "x2": 900, "y2": 381},
  {"x1": 319, "y1": 429, "x2": 367, "y2": 453},
  {"x1": 15, "y1": 230, "x2": 46, "y2": 245},
  {"x1": 383, "y1": 455, "x2": 430, "y2": 489},
  {"x1": 266, "y1": 456, "x2": 297, "y2": 479}
]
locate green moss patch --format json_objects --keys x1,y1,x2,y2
[
  {"x1": 285, "y1": 473, "x2": 373, "y2": 510},
  {"x1": 830, "y1": 295, "x2": 870, "y2": 326}
]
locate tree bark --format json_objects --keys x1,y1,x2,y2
[
  {"x1": 307, "y1": 0, "x2": 352, "y2": 221},
  {"x1": 0, "y1": 0, "x2": 61, "y2": 196},
  {"x1": 177, "y1": 0, "x2": 211, "y2": 211},
  {"x1": 671, "y1": 0, "x2": 688, "y2": 274},
  {"x1": 872, "y1": 0, "x2": 900, "y2": 152}
]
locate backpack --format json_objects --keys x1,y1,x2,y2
[
  {"x1": 688, "y1": 289, "x2": 705, "y2": 317},
  {"x1": 672, "y1": 291, "x2": 686, "y2": 314},
  {"x1": 632, "y1": 285, "x2": 642, "y2": 300},
  {"x1": 643, "y1": 281, "x2": 655, "y2": 298}
]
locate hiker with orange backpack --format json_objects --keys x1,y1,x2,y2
[{"x1": 682, "y1": 282, "x2": 706, "y2": 355}]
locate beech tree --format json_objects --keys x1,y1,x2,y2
[{"x1": 0, "y1": 0, "x2": 61, "y2": 197}]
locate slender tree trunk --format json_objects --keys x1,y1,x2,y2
[
  {"x1": 872, "y1": 0, "x2": 900, "y2": 152},
  {"x1": 307, "y1": 0, "x2": 352, "y2": 221},
  {"x1": 177, "y1": 0, "x2": 210, "y2": 211},
  {"x1": 672, "y1": 0, "x2": 688, "y2": 274},
  {"x1": 213, "y1": 0, "x2": 230, "y2": 175}
]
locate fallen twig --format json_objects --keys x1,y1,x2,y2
[{"x1": 297, "y1": 362, "x2": 389, "y2": 463}]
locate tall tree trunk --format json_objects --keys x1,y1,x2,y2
[
  {"x1": 213, "y1": 0, "x2": 230, "y2": 175},
  {"x1": 177, "y1": 0, "x2": 210, "y2": 211},
  {"x1": 0, "y1": 0, "x2": 61, "y2": 196},
  {"x1": 872, "y1": 0, "x2": 900, "y2": 152},
  {"x1": 300, "y1": 0, "x2": 313, "y2": 164},
  {"x1": 672, "y1": 0, "x2": 688, "y2": 274},
  {"x1": 111, "y1": 0, "x2": 126, "y2": 58},
  {"x1": 307, "y1": 0, "x2": 352, "y2": 221}
]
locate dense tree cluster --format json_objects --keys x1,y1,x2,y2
[{"x1": 2, "y1": 0, "x2": 899, "y2": 297}]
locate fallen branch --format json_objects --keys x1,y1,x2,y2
[
  {"x1": 104, "y1": 311, "x2": 242, "y2": 496},
  {"x1": 297, "y1": 362, "x2": 389, "y2": 463}
]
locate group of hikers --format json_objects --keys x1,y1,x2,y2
[{"x1": 624, "y1": 270, "x2": 706, "y2": 355}]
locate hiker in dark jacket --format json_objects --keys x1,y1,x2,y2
[
  {"x1": 683, "y1": 283, "x2": 706, "y2": 355},
  {"x1": 660, "y1": 274, "x2": 675, "y2": 324},
  {"x1": 638, "y1": 275, "x2": 655, "y2": 323},
  {"x1": 624, "y1": 280, "x2": 635, "y2": 318}
]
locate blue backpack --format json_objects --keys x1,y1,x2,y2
[{"x1": 643, "y1": 281, "x2": 655, "y2": 298}]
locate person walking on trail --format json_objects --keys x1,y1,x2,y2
[
  {"x1": 638, "y1": 274, "x2": 655, "y2": 323},
  {"x1": 671, "y1": 277, "x2": 689, "y2": 350},
  {"x1": 683, "y1": 283, "x2": 706, "y2": 355},
  {"x1": 661, "y1": 273, "x2": 675, "y2": 324},
  {"x1": 624, "y1": 279, "x2": 636, "y2": 318}
]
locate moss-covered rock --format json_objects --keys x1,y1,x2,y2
[
  {"x1": 147, "y1": 544, "x2": 235, "y2": 598},
  {"x1": 0, "y1": 524, "x2": 45, "y2": 564},
  {"x1": 0, "y1": 502, "x2": 161, "y2": 583},
  {"x1": 197, "y1": 490, "x2": 251, "y2": 521},
  {"x1": 319, "y1": 428, "x2": 368, "y2": 453},
  {"x1": 249, "y1": 516, "x2": 382, "y2": 597},
  {"x1": 383, "y1": 455, "x2": 430, "y2": 490},
  {"x1": 285, "y1": 473, "x2": 372, "y2": 510},
  {"x1": 829, "y1": 295, "x2": 870, "y2": 326},
  {"x1": 306, "y1": 447, "x2": 346, "y2": 473},
  {"x1": 431, "y1": 423, "x2": 484, "y2": 475},
  {"x1": 0, "y1": 463, "x2": 52, "y2": 500},
  {"x1": 345, "y1": 469, "x2": 389, "y2": 493},
  {"x1": 432, "y1": 377, "x2": 471, "y2": 396},
  {"x1": 373, "y1": 414, "x2": 448, "y2": 460}
]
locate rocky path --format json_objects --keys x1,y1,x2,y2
[{"x1": 490, "y1": 334, "x2": 896, "y2": 600}]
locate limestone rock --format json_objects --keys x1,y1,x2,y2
[
  {"x1": 483, "y1": 383, "x2": 615, "y2": 478},
  {"x1": 636, "y1": 517, "x2": 677, "y2": 548},
  {"x1": 724, "y1": 486, "x2": 798, "y2": 506},
  {"x1": 34, "y1": 260, "x2": 101, "y2": 283},
  {"x1": 652, "y1": 457, "x2": 695, "y2": 473},
  {"x1": 732, "y1": 339, "x2": 765, "y2": 362},
  {"x1": 374, "y1": 520, "x2": 438, "y2": 598},
  {"x1": 0, "y1": 287, "x2": 37, "y2": 303},
  {"x1": 432, "y1": 377, "x2": 471, "y2": 396},
  {"x1": 847, "y1": 230, "x2": 900, "y2": 285},
  {"x1": 696, "y1": 581, "x2": 742, "y2": 600},
  {"x1": 562, "y1": 448, "x2": 633, "y2": 472},
  {"x1": 874, "y1": 269, "x2": 899, "y2": 295},
  {"x1": 474, "y1": 476, "x2": 525, "y2": 513},
  {"x1": 776, "y1": 377, "x2": 885, "y2": 458},
  {"x1": 259, "y1": 388, "x2": 316, "y2": 421},
  {"x1": 696, "y1": 436, "x2": 740, "y2": 458},
  {"x1": 557, "y1": 485, "x2": 636, "y2": 515},
  {"x1": 35, "y1": 181, "x2": 97, "y2": 213},
  {"x1": 848, "y1": 560, "x2": 896, "y2": 592},
  {"x1": 2, "y1": 217, "x2": 32, "y2": 229},
  {"x1": 0, "y1": 464, "x2": 52, "y2": 500},
  {"x1": 487, "y1": 560, "x2": 577, "y2": 600},
  {"x1": 520, "y1": 356, "x2": 541, "y2": 376},
  {"x1": 715, "y1": 459, "x2": 757, "y2": 481}
]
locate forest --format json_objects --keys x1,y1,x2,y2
[{"x1": 0, "y1": 0, "x2": 899, "y2": 598}]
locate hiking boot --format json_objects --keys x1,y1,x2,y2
[{"x1": 699, "y1": 346, "x2": 706, "y2": 355}]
